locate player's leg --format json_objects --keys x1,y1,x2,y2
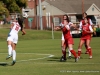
[
  {"x1": 68, "y1": 48, "x2": 72, "y2": 59},
  {"x1": 86, "y1": 40, "x2": 92, "y2": 59},
  {"x1": 6, "y1": 36, "x2": 13, "y2": 60},
  {"x1": 68, "y1": 44, "x2": 78, "y2": 62},
  {"x1": 11, "y1": 35, "x2": 18, "y2": 65},
  {"x1": 84, "y1": 40, "x2": 89, "y2": 54},
  {"x1": 11, "y1": 43, "x2": 16, "y2": 65},
  {"x1": 60, "y1": 42, "x2": 67, "y2": 61},
  {"x1": 78, "y1": 39, "x2": 84, "y2": 58},
  {"x1": 60, "y1": 34, "x2": 67, "y2": 61},
  {"x1": 68, "y1": 38, "x2": 78, "y2": 62}
]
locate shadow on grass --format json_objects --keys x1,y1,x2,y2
[
  {"x1": 47, "y1": 56, "x2": 75, "y2": 62},
  {"x1": 0, "y1": 62, "x2": 9, "y2": 66},
  {"x1": 47, "y1": 57, "x2": 60, "y2": 62},
  {"x1": 0, "y1": 62, "x2": 13, "y2": 66}
]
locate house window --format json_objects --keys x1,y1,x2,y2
[
  {"x1": 53, "y1": 17, "x2": 61, "y2": 26},
  {"x1": 92, "y1": 7, "x2": 94, "y2": 11}
]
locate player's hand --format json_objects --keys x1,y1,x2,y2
[{"x1": 22, "y1": 33, "x2": 25, "y2": 35}]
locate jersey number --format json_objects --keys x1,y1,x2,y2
[{"x1": 15, "y1": 26, "x2": 19, "y2": 31}]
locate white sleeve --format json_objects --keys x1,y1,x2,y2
[
  {"x1": 79, "y1": 21, "x2": 82, "y2": 30},
  {"x1": 65, "y1": 25, "x2": 70, "y2": 30},
  {"x1": 59, "y1": 23, "x2": 64, "y2": 28},
  {"x1": 61, "y1": 33, "x2": 64, "y2": 40},
  {"x1": 89, "y1": 19, "x2": 93, "y2": 25},
  {"x1": 59, "y1": 23, "x2": 62, "y2": 26},
  {"x1": 69, "y1": 22, "x2": 73, "y2": 25},
  {"x1": 89, "y1": 25, "x2": 93, "y2": 32}
]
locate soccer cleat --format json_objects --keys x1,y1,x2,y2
[
  {"x1": 75, "y1": 57, "x2": 78, "y2": 62},
  {"x1": 6, "y1": 55, "x2": 12, "y2": 60},
  {"x1": 89, "y1": 56, "x2": 92, "y2": 59},
  {"x1": 11, "y1": 60, "x2": 16, "y2": 66},
  {"x1": 68, "y1": 56, "x2": 72, "y2": 59},
  {"x1": 78, "y1": 56, "x2": 80, "y2": 59},
  {"x1": 85, "y1": 51, "x2": 89, "y2": 54},
  {"x1": 60, "y1": 56, "x2": 67, "y2": 62}
]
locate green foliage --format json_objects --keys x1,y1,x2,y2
[
  {"x1": 15, "y1": 0, "x2": 27, "y2": 8},
  {"x1": 0, "y1": 2, "x2": 9, "y2": 19},
  {"x1": 0, "y1": 0, "x2": 27, "y2": 13},
  {"x1": 8, "y1": 2, "x2": 20, "y2": 13}
]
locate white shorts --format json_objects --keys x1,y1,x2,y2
[
  {"x1": 61, "y1": 33, "x2": 65, "y2": 40},
  {"x1": 7, "y1": 34, "x2": 18, "y2": 44}
]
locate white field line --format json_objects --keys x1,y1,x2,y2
[
  {"x1": 32, "y1": 62, "x2": 100, "y2": 65},
  {"x1": 0, "y1": 53, "x2": 54, "y2": 63},
  {"x1": 0, "y1": 53, "x2": 100, "y2": 65}
]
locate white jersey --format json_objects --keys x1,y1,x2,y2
[
  {"x1": 7, "y1": 21, "x2": 21, "y2": 44},
  {"x1": 9, "y1": 22, "x2": 21, "y2": 35}
]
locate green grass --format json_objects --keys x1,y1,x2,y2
[{"x1": 0, "y1": 29, "x2": 100, "y2": 75}]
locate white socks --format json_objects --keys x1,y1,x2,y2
[
  {"x1": 8, "y1": 45, "x2": 12, "y2": 56},
  {"x1": 12, "y1": 50, "x2": 16, "y2": 61},
  {"x1": 68, "y1": 49, "x2": 71, "y2": 56}
]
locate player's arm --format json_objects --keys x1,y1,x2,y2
[
  {"x1": 10, "y1": 23, "x2": 14, "y2": 29},
  {"x1": 77, "y1": 21, "x2": 82, "y2": 31},
  {"x1": 54, "y1": 26, "x2": 62, "y2": 31},
  {"x1": 89, "y1": 19, "x2": 93, "y2": 25},
  {"x1": 69, "y1": 22, "x2": 79, "y2": 31},
  {"x1": 20, "y1": 24, "x2": 26, "y2": 35},
  {"x1": 84, "y1": 25, "x2": 93, "y2": 33},
  {"x1": 21, "y1": 29, "x2": 26, "y2": 35}
]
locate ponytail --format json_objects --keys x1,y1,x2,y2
[{"x1": 18, "y1": 18, "x2": 23, "y2": 31}]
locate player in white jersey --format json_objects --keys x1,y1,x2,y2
[{"x1": 6, "y1": 17, "x2": 26, "y2": 65}]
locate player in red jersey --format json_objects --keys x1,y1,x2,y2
[
  {"x1": 79, "y1": 12, "x2": 94, "y2": 54},
  {"x1": 60, "y1": 14, "x2": 72, "y2": 59},
  {"x1": 55, "y1": 19, "x2": 78, "y2": 62},
  {"x1": 78, "y1": 17, "x2": 93, "y2": 59}
]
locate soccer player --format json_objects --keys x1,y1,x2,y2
[
  {"x1": 78, "y1": 17, "x2": 93, "y2": 59},
  {"x1": 6, "y1": 16, "x2": 26, "y2": 65},
  {"x1": 79, "y1": 12, "x2": 94, "y2": 54},
  {"x1": 60, "y1": 14, "x2": 72, "y2": 60},
  {"x1": 55, "y1": 19, "x2": 78, "y2": 62}
]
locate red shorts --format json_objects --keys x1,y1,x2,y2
[
  {"x1": 64, "y1": 38, "x2": 74, "y2": 46},
  {"x1": 81, "y1": 36, "x2": 91, "y2": 41}
]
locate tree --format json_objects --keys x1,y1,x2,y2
[
  {"x1": 0, "y1": 1, "x2": 9, "y2": 20},
  {"x1": 0, "y1": 0, "x2": 27, "y2": 13}
]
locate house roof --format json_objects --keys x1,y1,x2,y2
[{"x1": 46, "y1": 0, "x2": 100, "y2": 14}]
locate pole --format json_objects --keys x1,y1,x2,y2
[
  {"x1": 39, "y1": 0, "x2": 43, "y2": 30},
  {"x1": 82, "y1": 0, "x2": 84, "y2": 13}
]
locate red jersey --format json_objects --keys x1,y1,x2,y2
[
  {"x1": 62, "y1": 25, "x2": 74, "y2": 45},
  {"x1": 81, "y1": 24, "x2": 92, "y2": 40},
  {"x1": 62, "y1": 26, "x2": 72, "y2": 39}
]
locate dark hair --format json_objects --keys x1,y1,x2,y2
[
  {"x1": 82, "y1": 12, "x2": 87, "y2": 16},
  {"x1": 63, "y1": 14, "x2": 70, "y2": 23},
  {"x1": 18, "y1": 17, "x2": 23, "y2": 31}
]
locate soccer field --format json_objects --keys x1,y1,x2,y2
[{"x1": 0, "y1": 37, "x2": 100, "y2": 75}]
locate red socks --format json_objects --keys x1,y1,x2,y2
[
  {"x1": 70, "y1": 50, "x2": 77, "y2": 58},
  {"x1": 87, "y1": 48, "x2": 92, "y2": 56},
  {"x1": 78, "y1": 50, "x2": 81, "y2": 57}
]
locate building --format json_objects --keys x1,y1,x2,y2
[{"x1": 24, "y1": 0, "x2": 100, "y2": 29}]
